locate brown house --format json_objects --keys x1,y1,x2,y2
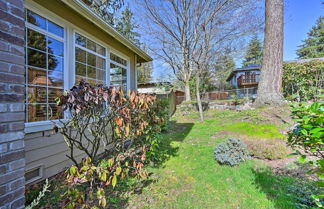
[{"x1": 226, "y1": 64, "x2": 261, "y2": 89}]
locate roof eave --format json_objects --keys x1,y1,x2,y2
[{"x1": 61, "y1": 0, "x2": 153, "y2": 62}]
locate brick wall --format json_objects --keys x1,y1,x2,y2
[{"x1": 0, "y1": 0, "x2": 25, "y2": 209}]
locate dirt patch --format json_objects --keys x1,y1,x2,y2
[{"x1": 259, "y1": 105, "x2": 293, "y2": 126}]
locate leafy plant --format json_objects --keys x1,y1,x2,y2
[
  {"x1": 286, "y1": 179, "x2": 324, "y2": 209},
  {"x1": 64, "y1": 154, "x2": 147, "y2": 208},
  {"x1": 288, "y1": 101, "x2": 324, "y2": 159},
  {"x1": 283, "y1": 60, "x2": 324, "y2": 101},
  {"x1": 53, "y1": 81, "x2": 169, "y2": 208},
  {"x1": 288, "y1": 101, "x2": 324, "y2": 207},
  {"x1": 55, "y1": 81, "x2": 161, "y2": 167},
  {"x1": 214, "y1": 138, "x2": 250, "y2": 166}
]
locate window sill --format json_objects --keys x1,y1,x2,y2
[{"x1": 25, "y1": 120, "x2": 64, "y2": 134}]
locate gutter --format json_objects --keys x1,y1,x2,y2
[{"x1": 61, "y1": 0, "x2": 153, "y2": 62}]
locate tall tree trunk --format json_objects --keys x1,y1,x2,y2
[
  {"x1": 196, "y1": 74, "x2": 204, "y2": 121},
  {"x1": 185, "y1": 80, "x2": 191, "y2": 101},
  {"x1": 255, "y1": 0, "x2": 284, "y2": 106}
]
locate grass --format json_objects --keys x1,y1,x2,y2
[
  {"x1": 126, "y1": 108, "x2": 301, "y2": 209},
  {"x1": 26, "y1": 107, "x2": 312, "y2": 209}
]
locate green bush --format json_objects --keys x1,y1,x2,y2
[
  {"x1": 283, "y1": 60, "x2": 324, "y2": 101},
  {"x1": 287, "y1": 179, "x2": 324, "y2": 209},
  {"x1": 244, "y1": 138, "x2": 289, "y2": 160},
  {"x1": 288, "y1": 101, "x2": 324, "y2": 207},
  {"x1": 214, "y1": 138, "x2": 250, "y2": 166}
]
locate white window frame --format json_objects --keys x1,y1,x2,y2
[
  {"x1": 25, "y1": 2, "x2": 131, "y2": 133},
  {"x1": 109, "y1": 48, "x2": 131, "y2": 93},
  {"x1": 72, "y1": 29, "x2": 109, "y2": 85},
  {"x1": 25, "y1": 3, "x2": 69, "y2": 133}
]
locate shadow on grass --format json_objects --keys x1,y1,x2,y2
[
  {"x1": 25, "y1": 121, "x2": 194, "y2": 208},
  {"x1": 251, "y1": 166, "x2": 320, "y2": 209},
  {"x1": 150, "y1": 121, "x2": 194, "y2": 168},
  {"x1": 108, "y1": 121, "x2": 194, "y2": 208}
]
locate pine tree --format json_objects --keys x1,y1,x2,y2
[
  {"x1": 116, "y1": 7, "x2": 141, "y2": 46},
  {"x1": 242, "y1": 35, "x2": 263, "y2": 67},
  {"x1": 214, "y1": 54, "x2": 236, "y2": 90},
  {"x1": 297, "y1": 16, "x2": 324, "y2": 59},
  {"x1": 137, "y1": 62, "x2": 153, "y2": 84}
]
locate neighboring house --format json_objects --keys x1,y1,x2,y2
[
  {"x1": 0, "y1": 0, "x2": 152, "y2": 207},
  {"x1": 226, "y1": 64, "x2": 261, "y2": 89},
  {"x1": 175, "y1": 90, "x2": 185, "y2": 105},
  {"x1": 138, "y1": 82, "x2": 176, "y2": 115}
]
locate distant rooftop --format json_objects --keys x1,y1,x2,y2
[{"x1": 226, "y1": 64, "x2": 261, "y2": 81}]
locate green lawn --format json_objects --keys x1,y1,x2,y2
[
  {"x1": 27, "y1": 107, "x2": 314, "y2": 209},
  {"x1": 126, "y1": 108, "x2": 300, "y2": 209}
]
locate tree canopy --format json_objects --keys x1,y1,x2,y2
[
  {"x1": 297, "y1": 16, "x2": 324, "y2": 59},
  {"x1": 242, "y1": 35, "x2": 263, "y2": 67},
  {"x1": 116, "y1": 7, "x2": 141, "y2": 46}
]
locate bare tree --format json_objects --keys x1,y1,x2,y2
[
  {"x1": 255, "y1": 0, "x2": 284, "y2": 105},
  {"x1": 189, "y1": 0, "x2": 262, "y2": 120},
  {"x1": 140, "y1": 0, "x2": 262, "y2": 102}
]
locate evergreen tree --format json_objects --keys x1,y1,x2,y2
[
  {"x1": 84, "y1": 0, "x2": 124, "y2": 25},
  {"x1": 137, "y1": 61, "x2": 153, "y2": 84},
  {"x1": 297, "y1": 16, "x2": 324, "y2": 59},
  {"x1": 116, "y1": 7, "x2": 141, "y2": 46},
  {"x1": 242, "y1": 35, "x2": 263, "y2": 67},
  {"x1": 213, "y1": 54, "x2": 236, "y2": 90}
]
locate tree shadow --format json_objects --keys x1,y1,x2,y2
[
  {"x1": 150, "y1": 121, "x2": 194, "y2": 168},
  {"x1": 109, "y1": 121, "x2": 194, "y2": 208},
  {"x1": 251, "y1": 166, "x2": 320, "y2": 209}
]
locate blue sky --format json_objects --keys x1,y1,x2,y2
[
  {"x1": 284, "y1": 0, "x2": 323, "y2": 61},
  {"x1": 128, "y1": 0, "x2": 323, "y2": 80}
]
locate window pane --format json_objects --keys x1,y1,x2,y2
[
  {"x1": 48, "y1": 71, "x2": 63, "y2": 87},
  {"x1": 26, "y1": 10, "x2": 65, "y2": 123},
  {"x1": 110, "y1": 53, "x2": 127, "y2": 66},
  {"x1": 96, "y1": 57, "x2": 105, "y2": 69},
  {"x1": 28, "y1": 86, "x2": 47, "y2": 103},
  {"x1": 48, "y1": 104, "x2": 63, "y2": 120},
  {"x1": 75, "y1": 34, "x2": 107, "y2": 86},
  {"x1": 75, "y1": 62, "x2": 86, "y2": 77},
  {"x1": 75, "y1": 48, "x2": 86, "y2": 63},
  {"x1": 87, "y1": 53, "x2": 96, "y2": 67},
  {"x1": 75, "y1": 33, "x2": 86, "y2": 47},
  {"x1": 87, "y1": 39, "x2": 96, "y2": 52},
  {"x1": 27, "y1": 10, "x2": 46, "y2": 30},
  {"x1": 28, "y1": 104, "x2": 47, "y2": 122},
  {"x1": 87, "y1": 66, "x2": 96, "y2": 79},
  {"x1": 27, "y1": 29, "x2": 46, "y2": 52},
  {"x1": 110, "y1": 63, "x2": 122, "y2": 74},
  {"x1": 48, "y1": 21, "x2": 64, "y2": 38},
  {"x1": 28, "y1": 48, "x2": 46, "y2": 69},
  {"x1": 96, "y1": 44, "x2": 105, "y2": 56},
  {"x1": 48, "y1": 88, "x2": 63, "y2": 103},
  {"x1": 97, "y1": 69, "x2": 105, "y2": 81},
  {"x1": 48, "y1": 55, "x2": 63, "y2": 71},
  {"x1": 48, "y1": 37, "x2": 63, "y2": 56},
  {"x1": 28, "y1": 68, "x2": 47, "y2": 86}
]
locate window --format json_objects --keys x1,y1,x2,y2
[
  {"x1": 24, "y1": 8, "x2": 130, "y2": 125},
  {"x1": 25, "y1": 9, "x2": 64, "y2": 122},
  {"x1": 74, "y1": 33, "x2": 107, "y2": 85},
  {"x1": 109, "y1": 53, "x2": 128, "y2": 91}
]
